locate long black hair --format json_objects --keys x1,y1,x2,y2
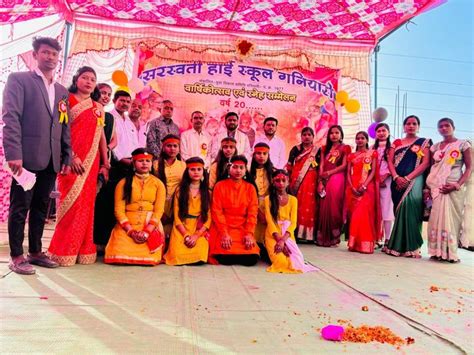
[
  {"x1": 156, "y1": 134, "x2": 181, "y2": 192},
  {"x1": 403, "y1": 115, "x2": 420, "y2": 126},
  {"x1": 68, "y1": 66, "x2": 101, "y2": 102},
  {"x1": 229, "y1": 155, "x2": 257, "y2": 191},
  {"x1": 373, "y1": 123, "x2": 392, "y2": 161},
  {"x1": 250, "y1": 142, "x2": 274, "y2": 184},
  {"x1": 324, "y1": 125, "x2": 344, "y2": 157},
  {"x1": 268, "y1": 169, "x2": 290, "y2": 223},
  {"x1": 177, "y1": 157, "x2": 210, "y2": 223},
  {"x1": 123, "y1": 148, "x2": 153, "y2": 204},
  {"x1": 214, "y1": 138, "x2": 237, "y2": 183},
  {"x1": 355, "y1": 131, "x2": 369, "y2": 151}
]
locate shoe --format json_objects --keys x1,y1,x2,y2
[
  {"x1": 9, "y1": 256, "x2": 36, "y2": 275},
  {"x1": 27, "y1": 252, "x2": 59, "y2": 268}
]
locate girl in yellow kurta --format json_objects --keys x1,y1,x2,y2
[
  {"x1": 105, "y1": 148, "x2": 166, "y2": 265},
  {"x1": 165, "y1": 157, "x2": 211, "y2": 265},
  {"x1": 264, "y1": 170, "x2": 318, "y2": 274},
  {"x1": 250, "y1": 143, "x2": 273, "y2": 246},
  {"x1": 153, "y1": 134, "x2": 186, "y2": 235},
  {"x1": 209, "y1": 137, "x2": 237, "y2": 190}
]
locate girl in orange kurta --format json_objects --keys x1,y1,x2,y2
[{"x1": 209, "y1": 155, "x2": 260, "y2": 266}]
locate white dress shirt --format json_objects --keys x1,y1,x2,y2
[
  {"x1": 180, "y1": 128, "x2": 211, "y2": 168},
  {"x1": 111, "y1": 109, "x2": 144, "y2": 161},
  {"x1": 34, "y1": 68, "x2": 55, "y2": 111},
  {"x1": 254, "y1": 134, "x2": 287, "y2": 169},
  {"x1": 210, "y1": 128, "x2": 252, "y2": 162}
]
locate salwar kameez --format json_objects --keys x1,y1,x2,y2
[
  {"x1": 105, "y1": 175, "x2": 166, "y2": 265},
  {"x1": 164, "y1": 193, "x2": 211, "y2": 265}
]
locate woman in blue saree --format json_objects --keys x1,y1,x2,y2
[{"x1": 384, "y1": 115, "x2": 431, "y2": 258}]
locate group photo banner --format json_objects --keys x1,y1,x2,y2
[{"x1": 136, "y1": 46, "x2": 340, "y2": 147}]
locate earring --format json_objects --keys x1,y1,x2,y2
[{"x1": 200, "y1": 176, "x2": 204, "y2": 182}]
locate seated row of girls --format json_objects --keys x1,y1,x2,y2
[{"x1": 105, "y1": 143, "x2": 314, "y2": 273}]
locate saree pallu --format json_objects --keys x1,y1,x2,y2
[
  {"x1": 48, "y1": 96, "x2": 103, "y2": 266},
  {"x1": 317, "y1": 144, "x2": 351, "y2": 247},
  {"x1": 346, "y1": 150, "x2": 381, "y2": 254},
  {"x1": 427, "y1": 140, "x2": 471, "y2": 261},
  {"x1": 385, "y1": 137, "x2": 431, "y2": 257},
  {"x1": 289, "y1": 145, "x2": 319, "y2": 242}
]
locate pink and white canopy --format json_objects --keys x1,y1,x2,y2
[{"x1": 1, "y1": 0, "x2": 443, "y2": 45}]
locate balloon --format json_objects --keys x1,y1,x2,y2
[
  {"x1": 372, "y1": 107, "x2": 388, "y2": 122},
  {"x1": 335, "y1": 91, "x2": 349, "y2": 105},
  {"x1": 128, "y1": 77, "x2": 145, "y2": 93},
  {"x1": 368, "y1": 122, "x2": 378, "y2": 139},
  {"x1": 345, "y1": 99, "x2": 360, "y2": 113},
  {"x1": 321, "y1": 325, "x2": 344, "y2": 341},
  {"x1": 116, "y1": 86, "x2": 131, "y2": 94},
  {"x1": 112, "y1": 70, "x2": 128, "y2": 86}
]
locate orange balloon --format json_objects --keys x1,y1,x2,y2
[
  {"x1": 112, "y1": 70, "x2": 128, "y2": 86},
  {"x1": 345, "y1": 99, "x2": 361, "y2": 113},
  {"x1": 335, "y1": 90, "x2": 349, "y2": 104}
]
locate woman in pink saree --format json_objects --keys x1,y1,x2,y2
[
  {"x1": 48, "y1": 67, "x2": 109, "y2": 266},
  {"x1": 317, "y1": 125, "x2": 351, "y2": 247}
]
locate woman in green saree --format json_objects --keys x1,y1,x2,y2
[{"x1": 384, "y1": 115, "x2": 431, "y2": 258}]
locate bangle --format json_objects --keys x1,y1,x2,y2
[
  {"x1": 404, "y1": 176, "x2": 411, "y2": 182},
  {"x1": 393, "y1": 174, "x2": 399, "y2": 180}
]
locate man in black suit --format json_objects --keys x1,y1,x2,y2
[{"x1": 2, "y1": 37, "x2": 71, "y2": 274}]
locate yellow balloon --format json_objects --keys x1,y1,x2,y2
[
  {"x1": 112, "y1": 70, "x2": 129, "y2": 86},
  {"x1": 345, "y1": 99, "x2": 361, "y2": 113},
  {"x1": 335, "y1": 90, "x2": 349, "y2": 104},
  {"x1": 116, "y1": 86, "x2": 131, "y2": 94}
]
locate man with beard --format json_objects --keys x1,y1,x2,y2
[
  {"x1": 146, "y1": 99, "x2": 180, "y2": 158},
  {"x1": 180, "y1": 111, "x2": 211, "y2": 168},
  {"x1": 210, "y1": 112, "x2": 251, "y2": 162},
  {"x1": 254, "y1": 117, "x2": 286, "y2": 169}
]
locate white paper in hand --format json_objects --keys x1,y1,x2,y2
[{"x1": 3, "y1": 162, "x2": 36, "y2": 191}]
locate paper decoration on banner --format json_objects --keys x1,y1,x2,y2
[
  {"x1": 128, "y1": 77, "x2": 145, "y2": 93},
  {"x1": 235, "y1": 39, "x2": 255, "y2": 59},
  {"x1": 368, "y1": 122, "x2": 378, "y2": 139},
  {"x1": 373, "y1": 107, "x2": 388, "y2": 122},
  {"x1": 335, "y1": 90, "x2": 360, "y2": 114}
]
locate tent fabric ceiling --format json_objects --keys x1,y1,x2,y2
[{"x1": 1, "y1": 0, "x2": 440, "y2": 44}]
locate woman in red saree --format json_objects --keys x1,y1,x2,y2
[
  {"x1": 317, "y1": 125, "x2": 351, "y2": 247},
  {"x1": 346, "y1": 132, "x2": 381, "y2": 254},
  {"x1": 287, "y1": 127, "x2": 319, "y2": 242},
  {"x1": 48, "y1": 67, "x2": 109, "y2": 266}
]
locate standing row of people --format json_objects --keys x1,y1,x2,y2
[
  {"x1": 286, "y1": 116, "x2": 471, "y2": 263},
  {"x1": 3, "y1": 37, "x2": 471, "y2": 276}
]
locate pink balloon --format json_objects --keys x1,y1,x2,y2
[
  {"x1": 321, "y1": 325, "x2": 344, "y2": 341},
  {"x1": 368, "y1": 122, "x2": 378, "y2": 139}
]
